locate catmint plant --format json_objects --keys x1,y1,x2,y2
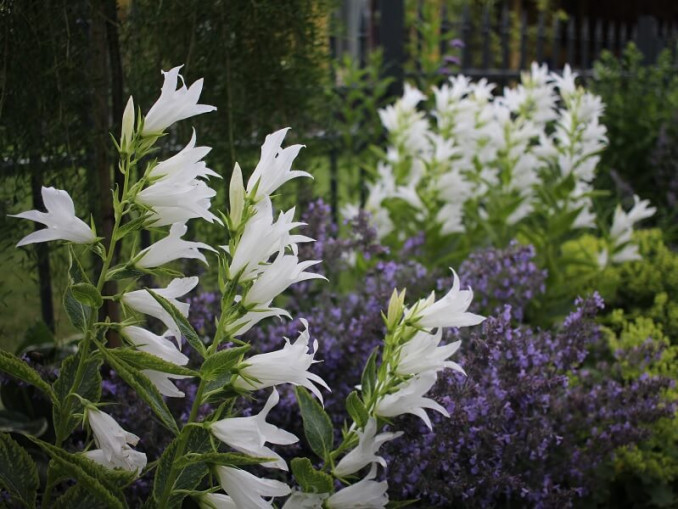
[{"x1": 0, "y1": 65, "x2": 485, "y2": 508}]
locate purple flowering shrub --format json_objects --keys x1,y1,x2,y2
[
  {"x1": 385, "y1": 297, "x2": 673, "y2": 507},
  {"x1": 185, "y1": 199, "x2": 673, "y2": 506}
]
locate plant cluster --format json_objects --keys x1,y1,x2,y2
[{"x1": 0, "y1": 66, "x2": 486, "y2": 508}]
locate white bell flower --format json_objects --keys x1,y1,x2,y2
[
  {"x1": 138, "y1": 177, "x2": 220, "y2": 227},
  {"x1": 374, "y1": 371, "x2": 448, "y2": 430},
  {"x1": 327, "y1": 465, "x2": 388, "y2": 508},
  {"x1": 215, "y1": 466, "x2": 291, "y2": 509},
  {"x1": 227, "y1": 198, "x2": 313, "y2": 281},
  {"x1": 243, "y1": 254, "x2": 324, "y2": 307},
  {"x1": 406, "y1": 270, "x2": 485, "y2": 329},
  {"x1": 12, "y1": 186, "x2": 95, "y2": 247},
  {"x1": 83, "y1": 408, "x2": 147, "y2": 474},
  {"x1": 233, "y1": 319, "x2": 329, "y2": 403},
  {"x1": 142, "y1": 65, "x2": 216, "y2": 134},
  {"x1": 147, "y1": 130, "x2": 218, "y2": 181},
  {"x1": 136, "y1": 223, "x2": 215, "y2": 268},
  {"x1": 199, "y1": 493, "x2": 237, "y2": 509},
  {"x1": 395, "y1": 329, "x2": 464, "y2": 377},
  {"x1": 122, "y1": 277, "x2": 198, "y2": 343},
  {"x1": 333, "y1": 418, "x2": 402, "y2": 477},
  {"x1": 246, "y1": 128, "x2": 311, "y2": 201},
  {"x1": 122, "y1": 326, "x2": 188, "y2": 366},
  {"x1": 210, "y1": 388, "x2": 298, "y2": 470}
]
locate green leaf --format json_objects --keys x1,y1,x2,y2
[
  {"x1": 295, "y1": 386, "x2": 334, "y2": 462},
  {"x1": 53, "y1": 485, "x2": 101, "y2": 509},
  {"x1": 0, "y1": 350, "x2": 55, "y2": 401},
  {"x1": 176, "y1": 452, "x2": 271, "y2": 469},
  {"x1": 53, "y1": 353, "x2": 102, "y2": 436},
  {"x1": 28, "y1": 437, "x2": 127, "y2": 509},
  {"x1": 290, "y1": 457, "x2": 333, "y2": 494},
  {"x1": 64, "y1": 288, "x2": 92, "y2": 332},
  {"x1": 148, "y1": 290, "x2": 207, "y2": 358},
  {"x1": 71, "y1": 282, "x2": 103, "y2": 309},
  {"x1": 114, "y1": 215, "x2": 147, "y2": 241},
  {"x1": 360, "y1": 348, "x2": 379, "y2": 400},
  {"x1": 0, "y1": 432, "x2": 39, "y2": 508},
  {"x1": 200, "y1": 345, "x2": 249, "y2": 381},
  {"x1": 101, "y1": 349, "x2": 179, "y2": 435},
  {"x1": 345, "y1": 391, "x2": 369, "y2": 429},
  {"x1": 0, "y1": 410, "x2": 48, "y2": 437},
  {"x1": 110, "y1": 348, "x2": 198, "y2": 377},
  {"x1": 153, "y1": 428, "x2": 211, "y2": 508}
]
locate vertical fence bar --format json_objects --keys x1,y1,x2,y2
[
  {"x1": 439, "y1": 2, "x2": 448, "y2": 58},
  {"x1": 482, "y1": 6, "x2": 491, "y2": 68},
  {"x1": 461, "y1": 2, "x2": 472, "y2": 70},
  {"x1": 580, "y1": 17, "x2": 589, "y2": 70},
  {"x1": 536, "y1": 11, "x2": 545, "y2": 63},
  {"x1": 594, "y1": 19, "x2": 603, "y2": 60},
  {"x1": 566, "y1": 17, "x2": 575, "y2": 65},
  {"x1": 415, "y1": 0, "x2": 424, "y2": 74},
  {"x1": 552, "y1": 15, "x2": 561, "y2": 68},
  {"x1": 607, "y1": 21, "x2": 616, "y2": 53},
  {"x1": 519, "y1": 10, "x2": 527, "y2": 69},
  {"x1": 329, "y1": 147, "x2": 339, "y2": 226},
  {"x1": 501, "y1": 4, "x2": 510, "y2": 70}
]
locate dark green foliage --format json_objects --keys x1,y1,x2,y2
[
  {"x1": 0, "y1": 433, "x2": 39, "y2": 508},
  {"x1": 295, "y1": 386, "x2": 334, "y2": 462}
]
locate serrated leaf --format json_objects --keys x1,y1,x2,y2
[
  {"x1": 71, "y1": 282, "x2": 103, "y2": 309},
  {"x1": 176, "y1": 452, "x2": 270, "y2": 469},
  {"x1": 200, "y1": 345, "x2": 249, "y2": 381},
  {"x1": 0, "y1": 432, "x2": 39, "y2": 508},
  {"x1": 64, "y1": 288, "x2": 92, "y2": 332},
  {"x1": 28, "y1": 437, "x2": 127, "y2": 509},
  {"x1": 110, "y1": 349, "x2": 198, "y2": 377},
  {"x1": 290, "y1": 457, "x2": 333, "y2": 494},
  {"x1": 295, "y1": 387, "x2": 334, "y2": 462},
  {"x1": 345, "y1": 391, "x2": 369, "y2": 429},
  {"x1": 106, "y1": 266, "x2": 147, "y2": 281},
  {"x1": 69, "y1": 249, "x2": 91, "y2": 284},
  {"x1": 53, "y1": 485, "x2": 101, "y2": 509},
  {"x1": 101, "y1": 349, "x2": 178, "y2": 435},
  {"x1": 361, "y1": 349, "x2": 379, "y2": 400},
  {"x1": 153, "y1": 427, "x2": 211, "y2": 507},
  {"x1": 0, "y1": 410, "x2": 48, "y2": 437},
  {"x1": 53, "y1": 353, "x2": 102, "y2": 437},
  {"x1": 0, "y1": 350, "x2": 55, "y2": 401},
  {"x1": 148, "y1": 290, "x2": 207, "y2": 358}
]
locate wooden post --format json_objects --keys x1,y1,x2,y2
[{"x1": 536, "y1": 11, "x2": 545, "y2": 64}]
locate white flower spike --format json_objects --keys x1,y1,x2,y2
[
  {"x1": 122, "y1": 325, "x2": 189, "y2": 366},
  {"x1": 83, "y1": 408, "x2": 147, "y2": 474},
  {"x1": 143, "y1": 65, "x2": 216, "y2": 134},
  {"x1": 215, "y1": 466, "x2": 291, "y2": 509},
  {"x1": 395, "y1": 328, "x2": 465, "y2": 377},
  {"x1": 210, "y1": 388, "x2": 298, "y2": 470},
  {"x1": 12, "y1": 187, "x2": 95, "y2": 247},
  {"x1": 136, "y1": 223, "x2": 215, "y2": 269}
]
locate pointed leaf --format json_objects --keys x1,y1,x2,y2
[
  {"x1": 0, "y1": 432, "x2": 39, "y2": 508},
  {"x1": 295, "y1": 387, "x2": 334, "y2": 462},
  {"x1": 290, "y1": 457, "x2": 333, "y2": 494},
  {"x1": 360, "y1": 348, "x2": 379, "y2": 401},
  {"x1": 0, "y1": 410, "x2": 48, "y2": 437},
  {"x1": 64, "y1": 288, "x2": 92, "y2": 332},
  {"x1": 176, "y1": 452, "x2": 271, "y2": 469},
  {"x1": 28, "y1": 437, "x2": 127, "y2": 508},
  {"x1": 53, "y1": 353, "x2": 102, "y2": 436},
  {"x1": 0, "y1": 350, "x2": 55, "y2": 401},
  {"x1": 110, "y1": 349, "x2": 198, "y2": 377},
  {"x1": 345, "y1": 391, "x2": 369, "y2": 429},
  {"x1": 114, "y1": 215, "x2": 148, "y2": 241},
  {"x1": 147, "y1": 290, "x2": 207, "y2": 358},
  {"x1": 71, "y1": 282, "x2": 103, "y2": 309},
  {"x1": 101, "y1": 349, "x2": 178, "y2": 435},
  {"x1": 200, "y1": 345, "x2": 249, "y2": 381}
]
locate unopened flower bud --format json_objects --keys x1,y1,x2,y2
[
  {"x1": 229, "y1": 162, "x2": 245, "y2": 228},
  {"x1": 120, "y1": 96, "x2": 135, "y2": 152}
]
